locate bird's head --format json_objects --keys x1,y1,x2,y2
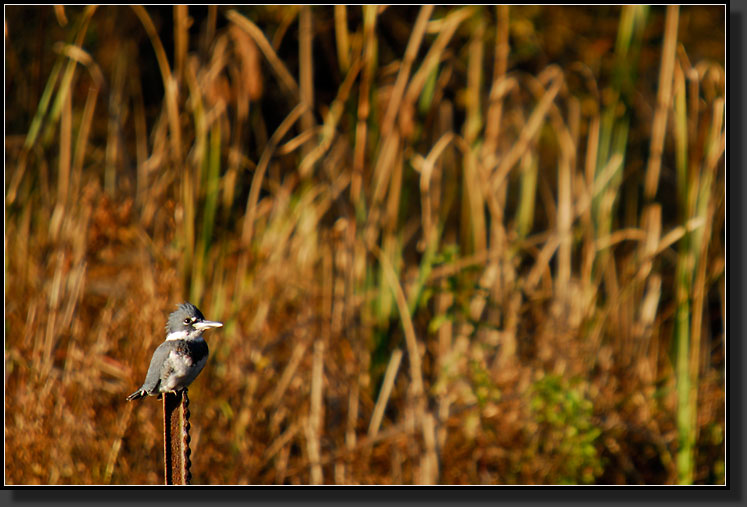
[{"x1": 165, "y1": 302, "x2": 223, "y2": 341}]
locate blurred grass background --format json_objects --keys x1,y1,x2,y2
[{"x1": 4, "y1": 5, "x2": 725, "y2": 485}]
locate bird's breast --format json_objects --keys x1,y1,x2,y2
[{"x1": 160, "y1": 338, "x2": 209, "y2": 391}]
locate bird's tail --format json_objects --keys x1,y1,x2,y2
[{"x1": 126, "y1": 389, "x2": 147, "y2": 401}]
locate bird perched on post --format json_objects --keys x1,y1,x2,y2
[{"x1": 127, "y1": 302, "x2": 223, "y2": 401}]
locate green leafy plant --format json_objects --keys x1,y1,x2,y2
[{"x1": 526, "y1": 374, "x2": 603, "y2": 484}]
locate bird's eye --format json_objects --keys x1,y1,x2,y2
[{"x1": 184, "y1": 318, "x2": 191, "y2": 325}]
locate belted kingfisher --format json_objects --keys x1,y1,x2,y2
[{"x1": 127, "y1": 302, "x2": 223, "y2": 401}]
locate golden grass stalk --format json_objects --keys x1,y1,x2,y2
[
  {"x1": 644, "y1": 5, "x2": 680, "y2": 200},
  {"x1": 226, "y1": 9, "x2": 300, "y2": 99},
  {"x1": 368, "y1": 348, "x2": 403, "y2": 439},
  {"x1": 307, "y1": 339, "x2": 325, "y2": 484}
]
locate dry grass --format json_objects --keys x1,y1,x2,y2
[{"x1": 5, "y1": 6, "x2": 725, "y2": 485}]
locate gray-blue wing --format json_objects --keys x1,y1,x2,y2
[{"x1": 126, "y1": 341, "x2": 173, "y2": 400}]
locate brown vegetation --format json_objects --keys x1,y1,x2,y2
[{"x1": 5, "y1": 6, "x2": 725, "y2": 484}]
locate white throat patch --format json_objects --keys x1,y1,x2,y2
[{"x1": 165, "y1": 330, "x2": 189, "y2": 341}]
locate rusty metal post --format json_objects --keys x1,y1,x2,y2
[{"x1": 163, "y1": 389, "x2": 192, "y2": 485}]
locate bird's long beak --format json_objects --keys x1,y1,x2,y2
[{"x1": 194, "y1": 320, "x2": 223, "y2": 330}]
